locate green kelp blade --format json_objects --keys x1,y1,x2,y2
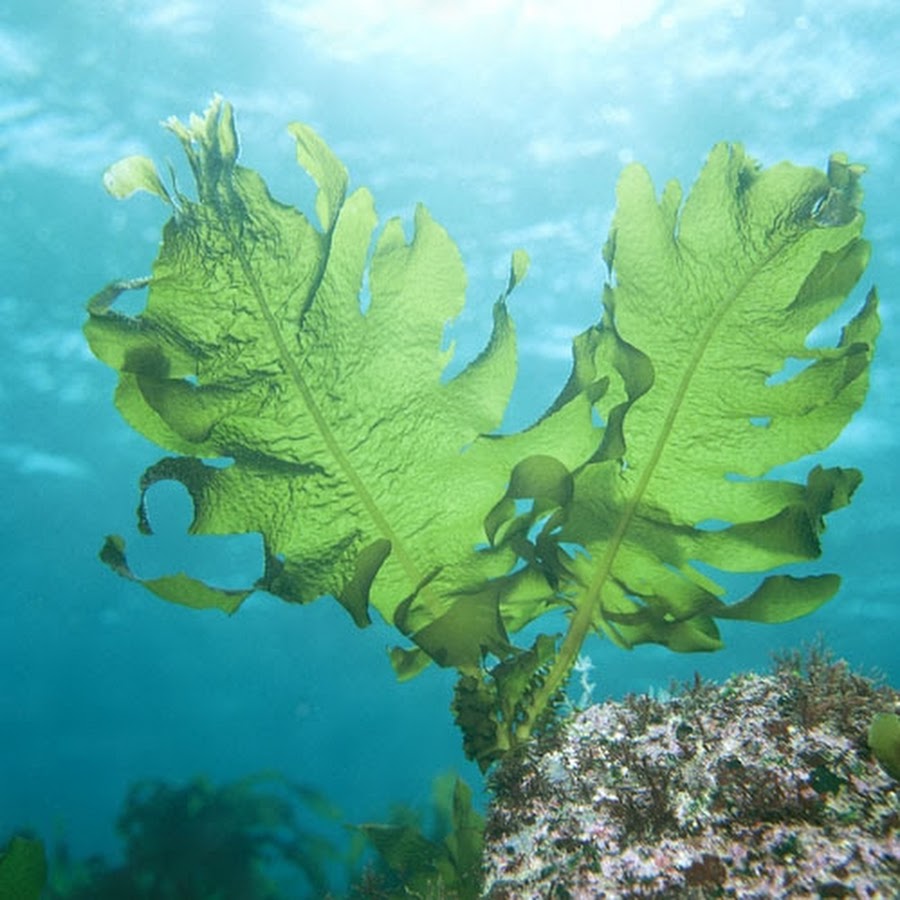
[
  {"x1": 88, "y1": 101, "x2": 879, "y2": 773},
  {"x1": 287, "y1": 121, "x2": 348, "y2": 231},
  {"x1": 100, "y1": 535, "x2": 253, "y2": 614},
  {"x1": 87, "y1": 98, "x2": 599, "y2": 668},
  {"x1": 103, "y1": 155, "x2": 172, "y2": 202},
  {"x1": 868, "y1": 712, "x2": 900, "y2": 780},
  {"x1": 354, "y1": 775, "x2": 484, "y2": 899},
  {"x1": 486, "y1": 145, "x2": 878, "y2": 756},
  {"x1": 563, "y1": 145, "x2": 877, "y2": 645}
]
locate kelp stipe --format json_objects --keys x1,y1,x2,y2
[{"x1": 87, "y1": 98, "x2": 878, "y2": 770}]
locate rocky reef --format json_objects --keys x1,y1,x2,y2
[{"x1": 482, "y1": 648, "x2": 900, "y2": 898}]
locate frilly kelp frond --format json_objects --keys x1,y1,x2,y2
[
  {"x1": 88, "y1": 99, "x2": 878, "y2": 770},
  {"x1": 482, "y1": 145, "x2": 879, "y2": 751},
  {"x1": 86, "y1": 97, "x2": 596, "y2": 670}
]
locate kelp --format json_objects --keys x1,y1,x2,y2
[
  {"x1": 352, "y1": 774, "x2": 484, "y2": 899},
  {"x1": 0, "y1": 835, "x2": 46, "y2": 900},
  {"x1": 869, "y1": 712, "x2": 900, "y2": 780},
  {"x1": 40, "y1": 773, "x2": 345, "y2": 899},
  {"x1": 18, "y1": 770, "x2": 482, "y2": 899},
  {"x1": 87, "y1": 98, "x2": 878, "y2": 769}
]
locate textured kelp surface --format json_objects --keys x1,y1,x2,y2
[{"x1": 87, "y1": 98, "x2": 878, "y2": 768}]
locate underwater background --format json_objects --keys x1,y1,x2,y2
[{"x1": 1, "y1": 0, "x2": 898, "y2": 892}]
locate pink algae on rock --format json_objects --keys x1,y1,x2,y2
[{"x1": 482, "y1": 649, "x2": 899, "y2": 898}]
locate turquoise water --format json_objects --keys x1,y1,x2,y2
[{"x1": 1, "y1": 0, "x2": 898, "y2": 893}]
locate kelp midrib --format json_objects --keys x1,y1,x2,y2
[
  {"x1": 518, "y1": 225, "x2": 816, "y2": 738},
  {"x1": 210, "y1": 181, "x2": 429, "y2": 606}
]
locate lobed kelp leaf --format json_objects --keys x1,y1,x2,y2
[
  {"x1": 89, "y1": 100, "x2": 878, "y2": 770},
  {"x1": 86, "y1": 97, "x2": 596, "y2": 669},
  {"x1": 486, "y1": 145, "x2": 879, "y2": 749}
]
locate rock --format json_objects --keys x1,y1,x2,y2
[{"x1": 482, "y1": 650, "x2": 900, "y2": 898}]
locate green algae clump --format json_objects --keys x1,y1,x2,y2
[{"x1": 868, "y1": 712, "x2": 900, "y2": 780}]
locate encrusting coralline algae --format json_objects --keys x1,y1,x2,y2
[{"x1": 482, "y1": 648, "x2": 900, "y2": 898}]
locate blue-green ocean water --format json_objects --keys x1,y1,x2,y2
[{"x1": 1, "y1": 0, "x2": 898, "y2": 893}]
